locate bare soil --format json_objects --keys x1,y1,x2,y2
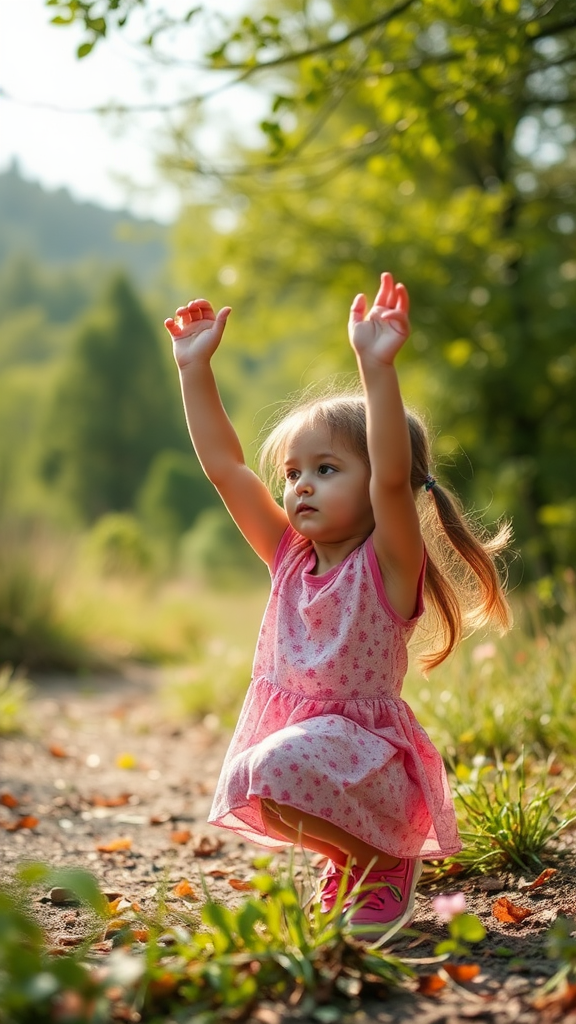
[{"x1": 2, "y1": 668, "x2": 576, "y2": 1024}]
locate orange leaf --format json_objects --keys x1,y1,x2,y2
[
  {"x1": 6, "y1": 815, "x2": 39, "y2": 831},
  {"x1": 96, "y1": 837, "x2": 133, "y2": 853},
  {"x1": 417, "y1": 973, "x2": 446, "y2": 995},
  {"x1": 492, "y1": 896, "x2": 532, "y2": 923},
  {"x1": 49, "y1": 744, "x2": 68, "y2": 758},
  {"x1": 193, "y1": 835, "x2": 224, "y2": 856},
  {"x1": 205, "y1": 868, "x2": 230, "y2": 878},
  {"x1": 518, "y1": 868, "x2": 557, "y2": 892},
  {"x1": 0, "y1": 792, "x2": 19, "y2": 808},
  {"x1": 443, "y1": 963, "x2": 480, "y2": 982},
  {"x1": 228, "y1": 878, "x2": 254, "y2": 892},
  {"x1": 170, "y1": 829, "x2": 192, "y2": 845},
  {"x1": 131, "y1": 929, "x2": 149, "y2": 942},
  {"x1": 91, "y1": 793, "x2": 131, "y2": 808},
  {"x1": 172, "y1": 879, "x2": 197, "y2": 899}
]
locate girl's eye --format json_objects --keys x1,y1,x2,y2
[
  {"x1": 286, "y1": 470, "x2": 299, "y2": 481},
  {"x1": 318, "y1": 464, "x2": 335, "y2": 475}
]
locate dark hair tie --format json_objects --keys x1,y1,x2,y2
[{"x1": 424, "y1": 474, "x2": 436, "y2": 492}]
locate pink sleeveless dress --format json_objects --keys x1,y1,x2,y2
[{"x1": 209, "y1": 527, "x2": 461, "y2": 859}]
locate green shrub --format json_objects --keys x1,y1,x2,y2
[
  {"x1": 84, "y1": 513, "x2": 154, "y2": 577},
  {"x1": 179, "y1": 507, "x2": 268, "y2": 587},
  {"x1": 137, "y1": 448, "x2": 218, "y2": 540}
]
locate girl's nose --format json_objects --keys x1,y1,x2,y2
[{"x1": 295, "y1": 475, "x2": 313, "y2": 495}]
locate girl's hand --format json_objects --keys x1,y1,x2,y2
[
  {"x1": 348, "y1": 272, "x2": 410, "y2": 365},
  {"x1": 165, "y1": 299, "x2": 231, "y2": 369}
]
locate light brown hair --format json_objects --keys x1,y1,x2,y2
[{"x1": 259, "y1": 392, "x2": 512, "y2": 671}]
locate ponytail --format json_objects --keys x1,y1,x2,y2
[{"x1": 407, "y1": 411, "x2": 512, "y2": 672}]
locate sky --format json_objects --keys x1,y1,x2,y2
[{"x1": 0, "y1": 0, "x2": 258, "y2": 223}]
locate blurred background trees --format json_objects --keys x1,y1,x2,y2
[{"x1": 2, "y1": 0, "x2": 575, "y2": 613}]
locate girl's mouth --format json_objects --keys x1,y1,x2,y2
[{"x1": 296, "y1": 503, "x2": 316, "y2": 514}]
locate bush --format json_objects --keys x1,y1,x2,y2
[
  {"x1": 179, "y1": 507, "x2": 268, "y2": 587},
  {"x1": 84, "y1": 513, "x2": 154, "y2": 577},
  {"x1": 137, "y1": 449, "x2": 218, "y2": 540}
]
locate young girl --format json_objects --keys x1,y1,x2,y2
[{"x1": 165, "y1": 272, "x2": 511, "y2": 937}]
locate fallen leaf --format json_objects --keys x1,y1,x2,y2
[
  {"x1": 518, "y1": 868, "x2": 557, "y2": 892},
  {"x1": 533, "y1": 981, "x2": 576, "y2": 1013},
  {"x1": 91, "y1": 793, "x2": 131, "y2": 808},
  {"x1": 96, "y1": 837, "x2": 133, "y2": 853},
  {"x1": 492, "y1": 896, "x2": 532, "y2": 924},
  {"x1": 417, "y1": 973, "x2": 446, "y2": 995},
  {"x1": 205, "y1": 867, "x2": 230, "y2": 878},
  {"x1": 193, "y1": 835, "x2": 224, "y2": 856},
  {"x1": 172, "y1": 879, "x2": 198, "y2": 899},
  {"x1": 0, "y1": 792, "x2": 19, "y2": 808},
  {"x1": 131, "y1": 929, "x2": 149, "y2": 942},
  {"x1": 49, "y1": 888, "x2": 80, "y2": 906},
  {"x1": 49, "y1": 743, "x2": 68, "y2": 758},
  {"x1": 228, "y1": 878, "x2": 254, "y2": 892},
  {"x1": 150, "y1": 812, "x2": 171, "y2": 825},
  {"x1": 170, "y1": 829, "x2": 192, "y2": 845},
  {"x1": 5, "y1": 815, "x2": 39, "y2": 831},
  {"x1": 443, "y1": 963, "x2": 481, "y2": 982}
]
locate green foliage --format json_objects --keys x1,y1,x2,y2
[
  {"x1": 84, "y1": 512, "x2": 154, "y2": 577},
  {"x1": 180, "y1": 506, "x2": 269, "y2": 587},
  {"x1": 451, "y1": 753, "x2": 576, "y2": 875},
  {"x1": 40, "y1": 274, "x2": 185, "y2": 522},
  {"x1": 434, "y1": 911, "x2": 487, "y2": 959},
  {"x1": 0, "y1": 527, "x2": 97, "y2": 672},
  {"x1": 0, "y1": 666, "x2": 30, "y2": 735},
  {"x1": 0, "y1": 860, "x2": 412, "y2": 1022},
  {"x1": 137, "y1": 448, "x2": 218, "y2": 540}
]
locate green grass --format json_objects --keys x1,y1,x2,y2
[
  {"x1": 0, "y1": 860, "x2": 414, "y2": 1023},
  {"x1": 0, "y1": 665, "x2": 30, "y2": 734},
  {"x1": 449, "y1": 752, "x2": 576, "y2": 875}
]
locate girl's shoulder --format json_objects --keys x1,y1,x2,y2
[{"x1": 271, "y1": 525, "x2": 312, "y2": 575}]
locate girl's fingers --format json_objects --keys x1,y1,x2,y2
[
  {"x1": 349, "y1": 293, "x2": 367, "y2": 323},
  {"x1": 373, "y1": 272, "x2": 394, "y2": 309},
  {"x1": 395, "y1": 282, "x2": 409, "y2": 314}
]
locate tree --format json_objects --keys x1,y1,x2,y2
[
  {"x1": 41, "y1": 273, "x2": 185, "y2": 521},
  {"x1": 46, "y1": 0, "x2": 576, "y2": 578}
]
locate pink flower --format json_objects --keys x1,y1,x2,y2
[{"x1": 432, "y1": 892, "x2": 466, "y2": 921}]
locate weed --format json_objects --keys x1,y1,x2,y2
[
  {"x1": 0, "y1": 860, "x2": 413, "y2": 1023},
  {"x1": 449, "y1": 752, "x2": 576, "y2": 875},
  {"x1": 0, "y1": 665, "x2": 30, "y2": 734}
]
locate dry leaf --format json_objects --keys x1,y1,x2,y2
[
  {"x1": 0, "y1": 792, "x2": 19, "y2": 808},
  {"x1": 49, "y1": 744, "x2": 68, "y2": 759},
  {"x1": 443, "y1": 963, "x2": 481, "y2": 982},
  {"x1": 150, "y1": 812, "x2": 171, "y2": 825},
  {"x1": 417, "y1": 973, "x2": 447, "y2": 995},
  {"x1": 96, "y1": 837, "x2": 133, "y2": 853},
  {"x1": 205, "y1": 867, "x2": 230, "y2": 878},
  {"x1": 170, "y1": 829, "x2": 192, "y2": 845},
  {"x1": 492, "y1": 896, "x2": 532, "y2": 923},
  {"x1": 91, "y1": 793, "x2": 131, "y2": 808},
  {"x1": 5, "y1": 815, "x2": 39, "y2": 831},
  {"x1": 228, "y1": 878, "x2": 254, "y2": 892},
  {"x1": 518, "y1": 868, "x2": 557, "y2": 892},
  {"x1": 193, "y1": 835, "x2": 224, "y2": 856},
  {"x1": 533, "y1": 981, "x2": 576, "y2": 1012},
  {"x1": 172, "y1": 879, "x2": 197, "y2": 899},
  {"x1": 131, "y1": 929, "x2": 149, "y2": 942}
]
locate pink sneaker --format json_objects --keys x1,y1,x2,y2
[
  {"x1": 318, "y1": 860, "x2": 348, "y2": 913},
  {"x1": 345, "y1": 858, "x2": 422, "y2": 939}
]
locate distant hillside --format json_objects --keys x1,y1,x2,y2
[{"x1": 0, "y1": 163, "x2": 169, "y2": 285}]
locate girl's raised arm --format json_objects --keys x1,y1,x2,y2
[
  {"x1": 348, "y1": 274, "x2": 424, "y2": 621},
  {"x1": 165, "y1": 299, "x2": 288, "y2": 567}
]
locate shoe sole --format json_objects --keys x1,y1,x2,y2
[{"x1": 347, "y1": 860, "x2": 423, "y2": 943}]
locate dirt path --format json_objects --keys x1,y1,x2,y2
[{"x1": 1, "y1": 669, "x2": 575, "y2": 1023}]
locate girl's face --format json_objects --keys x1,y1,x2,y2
[{"x1": 282, "y1": 424, "x2": 374, "y2": 544}]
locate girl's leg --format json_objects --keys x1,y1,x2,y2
[
  {"x1": 261, "y1": 799, "x2": 345, "y2": 864},
  {"x1": 263, "y1": 799, "x2": 399, "y2": 870}
]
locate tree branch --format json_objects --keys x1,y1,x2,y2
[{"x1": 210, "y1": 0, "x2": 418, "y2": 74}]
